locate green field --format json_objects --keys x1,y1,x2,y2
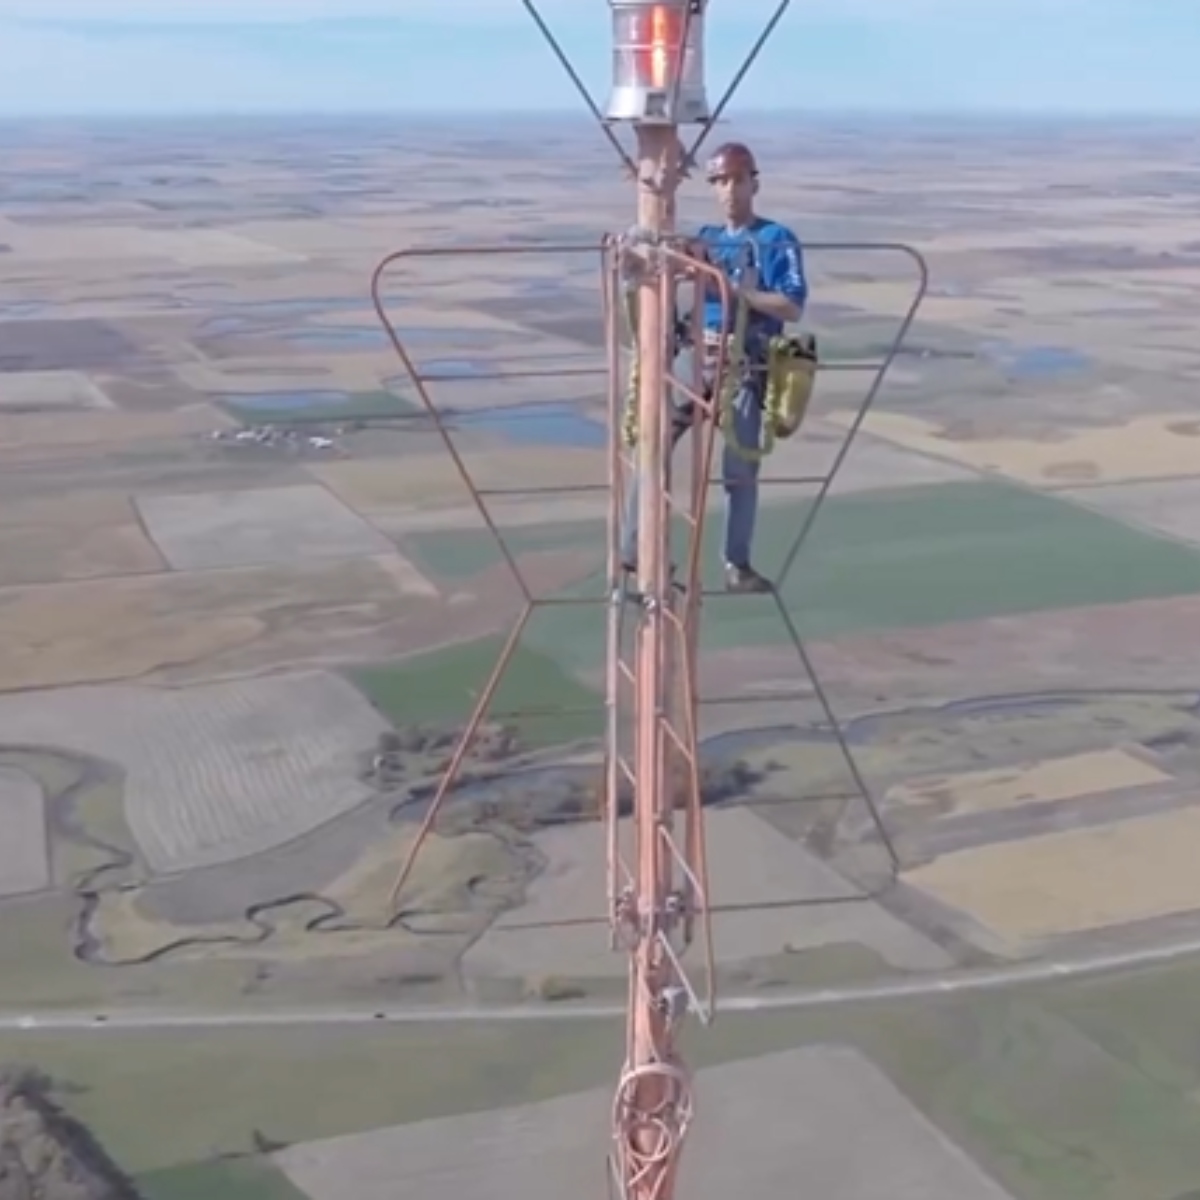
[
  {"x1": 348, "y1": 634, "x2": 603, "y2": 746},
  {"x1": 413, "y1": 478, "x2": 1200, "y2": 672},
  {"x1": 10, "y1": 959, "x2": 1200, "y2": 1198},
  {"x1": 760, "y1": 476, "x2": 1200, "y2": 630},
  {"x1": 223, "y1": 389, "x2": 418, "y2": 425},
  {"x1": 0, "y1": 892, "x2": 317, "y2": 1011},
  {"x1": 404, "y1": 517, "x2": 603, "y2": 582},
  {"x1": 139, "y1": 1158, "x2": 308, "y2": 1200}
]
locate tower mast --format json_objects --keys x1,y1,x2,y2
[
  {"x1": 605, "y1": 6, "x2": 709, "y2": 1198},
  {"x1": 381, "y1": 7, "x2": 802, "y2": 1196}
]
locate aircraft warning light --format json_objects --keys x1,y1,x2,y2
[{"x1": 605, "y1": 0, "x2": 709, "y2": 124}]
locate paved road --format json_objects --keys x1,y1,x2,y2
[{"x1": 3, "y1": 928, "x2": 1199, "y2": 1032}]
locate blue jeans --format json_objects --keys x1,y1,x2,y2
[{"x1": 620, "y1": 371, "x2": 763, "y2": 570}]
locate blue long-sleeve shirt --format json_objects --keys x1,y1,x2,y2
[{"x1": 698, "y1": 216, "x2": 808, "y2": 343}]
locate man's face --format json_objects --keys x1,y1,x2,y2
[{"x1": 709, "y1": 169, "x2": 756, "y2": 222}]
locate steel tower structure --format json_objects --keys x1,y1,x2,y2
[{"x1": 372, "y1": 4, "x2": 926, "y2": 1198}]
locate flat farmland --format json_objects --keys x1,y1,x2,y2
[{"x1": 2, "y1": 112, "x2": 1200, "y2": 1200}]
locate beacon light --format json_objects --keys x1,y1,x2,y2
[{"x1": 605, "y1": 0, "x2": 709, "y2": 125}]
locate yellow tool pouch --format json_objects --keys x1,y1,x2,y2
[{"x1": 765, "y1": 331, "x2": 818, "y2": 440}]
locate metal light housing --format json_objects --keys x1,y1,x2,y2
[{"x1": 605, "y1": 0, "x2": 709, "y2": 124}]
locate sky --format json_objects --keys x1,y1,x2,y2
[{"x1": 0, "y1": 0, "x2": 1196, "y2": 118}]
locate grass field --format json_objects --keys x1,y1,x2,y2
[
  {"x1": 404, "y1": 517, "x2": 601, "y2": 581},
  {"x1": 458, "y1": 478, "x2": 1200, "y2": 671},
  {"x1": 0, "y1": 892, "x2": 295, "y2": 1010},
  {"x1": 765, "y1": 476, "x2": 1200, "y2": 628},
  {"x1": 139, "y1": 1157, "x2": 308, "y2": 1200},
  {"x1": 348, "y1": 634, "x2": 603, "y2": 746},
  {"x1": 4, "y1": 960, "x2": 1200, "y2": 1197},
  {"x1": 222, "y1": 389, "x2": 418, "y2": 424}
]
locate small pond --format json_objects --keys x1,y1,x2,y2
[
  {"x1": 239, "y1": 297, "x2": 365, "y2": 316},
  {"x1": 983, "y1": 341, "x2": 1093, "y2": 379},
  {"x1": 453, "y1": 401, "x2": 605, "y2": 448},
  {"x1": 1008, "y1": 345, "x2": 1092, "y2": 378},
  {"x1": 419, "y1": 359, "x2": 488, "y2": 379},
  {"x1": 281, "y1": 326, "x2": 390, "y2": 351}
]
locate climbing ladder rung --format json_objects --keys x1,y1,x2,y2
[
  {"x1": 655, "y1": 928, "x2": 712, "y2": 1024},
  {"x1": 658, "y1": 716, "x2": 696, "y2": 768},
  {"x1": 616, "y1": 657, "x2": 637, "y2": 689},
  {"x1": 658, "y1": 824, "x2": 707, "y2": 907},
  {"x1": 617, "y1": 755, "x2": 636, "y2": 790},
  {"x1": 661, "y1": 605, "x2": 695, "y2": 639},
  {"x1": 664, "y1": 492, "x2": 699, "y2": 526}
]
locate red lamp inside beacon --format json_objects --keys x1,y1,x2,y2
[{"x1": 626, "y1": 4, "x2": 683, "y2": 89}]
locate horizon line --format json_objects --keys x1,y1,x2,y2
[{"x1": 0, "y1": 106, "x2": 1197, "y2": 122}]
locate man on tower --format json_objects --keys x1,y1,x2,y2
[{"x1": 621, "y1": 140, "x2": 808, "y2": 594}]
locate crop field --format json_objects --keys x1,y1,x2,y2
[
  {"x1": 4, "y1": 111, "x2": 1200, "y2": 1199},
  {"x1": 350, "y1": 636, "x2": 604, "y2": 746},
  {"x1": 0, "y1": 674, "x2": 389, "y2": 873}
]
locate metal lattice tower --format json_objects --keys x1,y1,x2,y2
[{"x1": 373, "y1": 4, "x2": 927, "y2": 1198}]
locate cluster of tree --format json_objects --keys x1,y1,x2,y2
[{"x1": 0, "y1": 1067, "x2": 140, "y2": 1200}]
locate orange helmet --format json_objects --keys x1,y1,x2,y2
[{"x1": 705, "y1": 141, "x2": 758, "y2": 181}]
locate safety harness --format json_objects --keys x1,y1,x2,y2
[{"x1": 619, "y1": 269, "x2": 818, "y2": 463}]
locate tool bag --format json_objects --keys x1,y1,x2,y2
[{"x1": 765, "y1": 330, "x2": 818, "y2": 440}]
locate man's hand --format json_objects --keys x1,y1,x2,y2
[
  {"x1": 677, "y1": 237, "x2": 709, "y2": 280},
  {"x1": 737, "y1": 262, "x2": 802, "y2": 324}
]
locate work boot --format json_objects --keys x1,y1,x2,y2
[{"x1": 723, "y1": 563, "x2": 773, "y2": 594}]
